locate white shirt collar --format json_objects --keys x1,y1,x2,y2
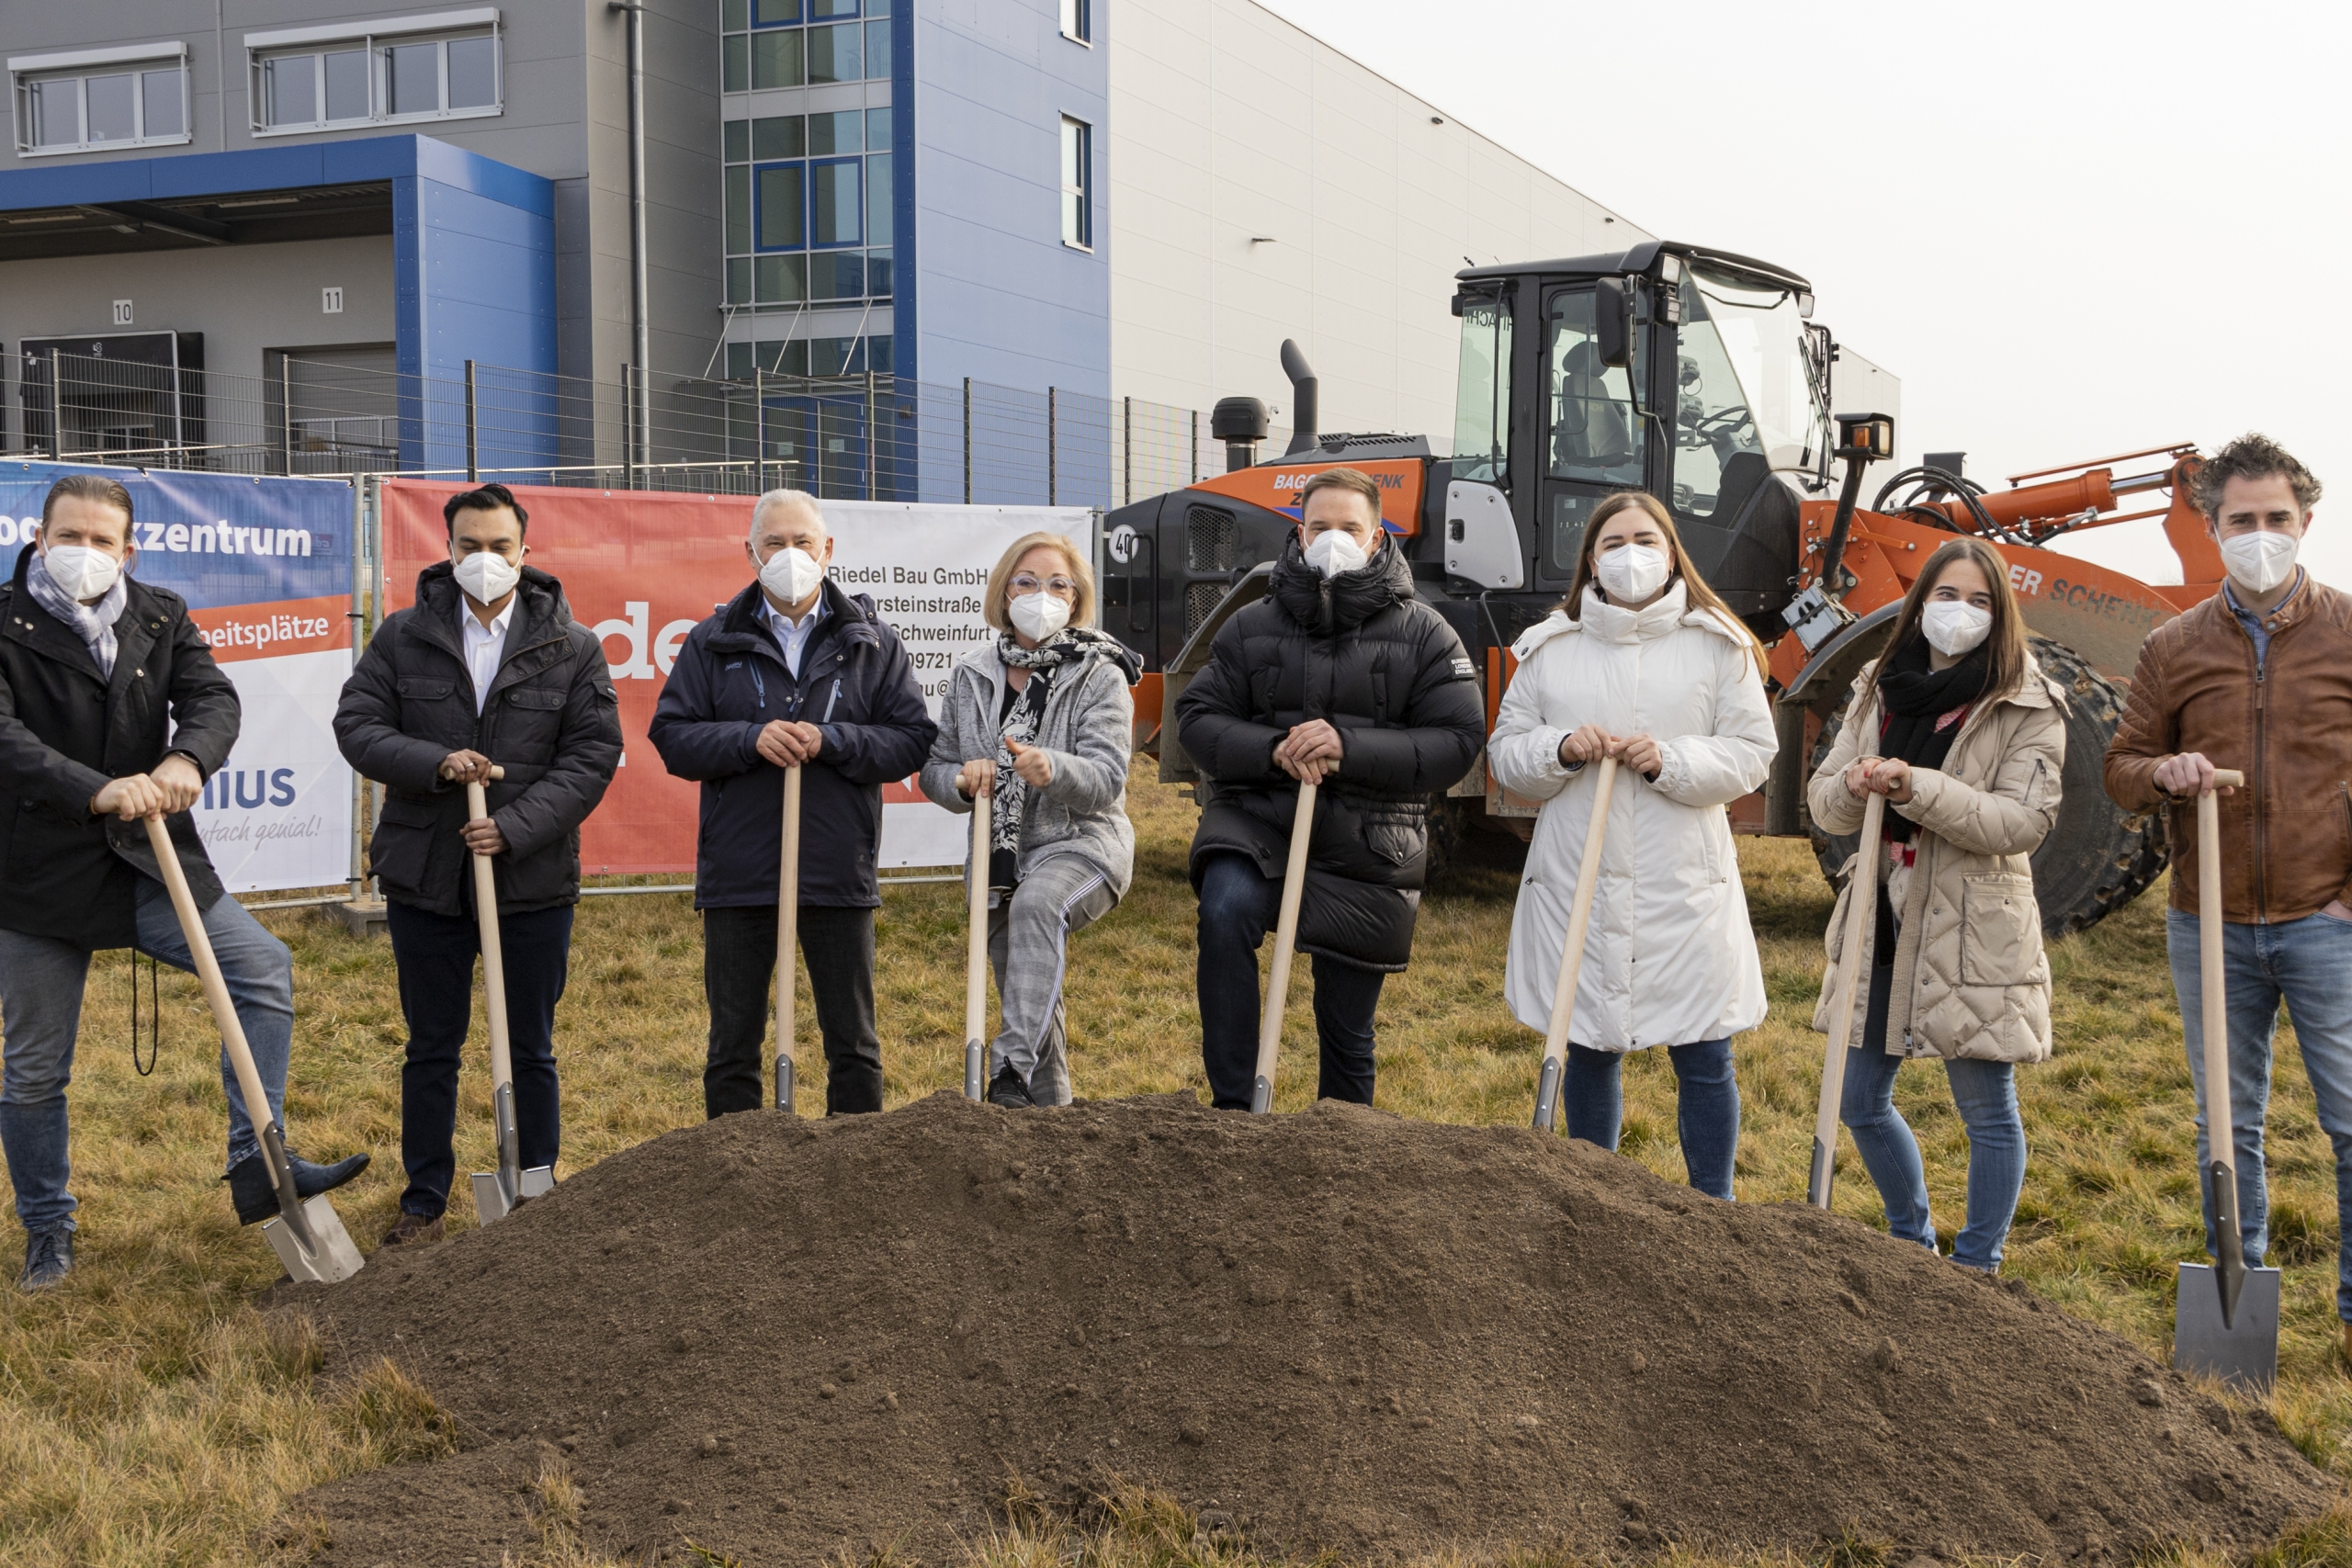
[
  {"x1": 764, "y1": 591, "x2": 827, "y2": 636},
  {"x1": 463, "y1": 596, "x2": 516, "y2": 640}
]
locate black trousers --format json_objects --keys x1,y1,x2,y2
[
  {"x1": 388, "y1": 899, "x2": 573, "y2": 1220},
  {"x1": 703, "y1": 904, "x2": 883, "y2": 1117},
  {"x1": 1195, "y1": 852, "x2": 1386, "y2": 1111}
]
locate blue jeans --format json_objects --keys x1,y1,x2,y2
[
  {"x1": 1564, "y1": 1039, "x2": 1740, "y2": 1201},
  {"x1": 2167, "y1": 908, "x2": 2352, "y2": 1320},
  {"x1": 1839, "y1": 1047, "x2": 2024, "y2": 1269},
  {"x1": 0, "y1": 878, "x2": 294, "y2": 1235},
  {"x1": 1195, "y1": 853, "x2": 1386, "y2": 1111}
]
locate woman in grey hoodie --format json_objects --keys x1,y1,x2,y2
[{"x1": 920, "y1": 532, "x2": 1140, "y2": 1106}]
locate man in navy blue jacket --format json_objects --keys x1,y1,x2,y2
[{"x1": 649, "y1": 490, "x2": 936, "y2": 1116}]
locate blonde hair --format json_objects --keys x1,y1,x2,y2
[
  {"x1": 1561, "y1": 491, "x2": 1768, "y2": 681},
  {"x1": 983, "y1": 532, "x2": 1096, "y2": 633}
]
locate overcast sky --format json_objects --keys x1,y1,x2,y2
[{"x1": 1258, "y1": 0, "x2": 2352, "y2": 586}]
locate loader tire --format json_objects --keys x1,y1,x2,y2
[{"x1": 1807, "y1": 637, "x2": 2165, "y2": 938}]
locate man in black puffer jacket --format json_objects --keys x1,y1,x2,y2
[
  {"x1": 1176, "y1": 467, "x2": 1485, "y2": 1110},
  {"x1": 334, "y1": 484, "x2": 621, "y2": 1245}
]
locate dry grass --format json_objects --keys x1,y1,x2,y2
[{"x1": 5, "y1": 765, "x2": 2352, "y2": 1563}]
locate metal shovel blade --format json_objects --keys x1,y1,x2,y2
[
  {"x1": 264, "y1": 1195, "x2": 366, "y2": 1283},
  {"x1": 2174, "y1": 1261, "x2": 2280, "y2": 1391},
  {"x1": 471, "y1": 1165, "x2": 555, "y2": 1225}
]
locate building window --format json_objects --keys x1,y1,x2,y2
[
  {"x1": 1059, "y1": 0, "x2": 1091, "y2": 44},
  {"x1": 246, "y1": 10, "x2": 502, "y2": 133},
  {"x1": 720, "y1": 0, "x2": 891, "y2": 93},
  {"x1": 1060, "y1": 116, "x2": 1091, "y2": 250},
  {"x1": 10, "y1": 46, "x2": 191, "y2": 156},
  {"x1": 723, "y1": 107, "x2": 894, "y2": 311}
]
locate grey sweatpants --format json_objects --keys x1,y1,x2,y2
[{"x1": 987, "y1": 853, "x2": 1118, "y2": 1105}]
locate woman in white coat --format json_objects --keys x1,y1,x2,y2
[{"x1": 1488, "y1": 491, "x2": 1777, "y2": 1199}]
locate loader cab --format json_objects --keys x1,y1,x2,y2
[{"x1": 1451, "y1": 242, "x2": 1834, "y2": 638}]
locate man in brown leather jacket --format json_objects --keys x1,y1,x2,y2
[{"x1": 2104, "y1": 433, "x2": 2352, "y2": 1359}]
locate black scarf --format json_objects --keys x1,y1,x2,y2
[{"x1": 1871, "y1": 633, "x2": 1992, "y2": 844}]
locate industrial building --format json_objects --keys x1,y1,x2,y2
[{"x1": 0, "y1": 0, "x2": 1895, "y2": 490}]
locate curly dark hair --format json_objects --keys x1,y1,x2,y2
[{"x1": 2193, "y1": 433, "x2": 2322, "y2": 518}]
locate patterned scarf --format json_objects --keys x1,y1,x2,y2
[
  {"x1": 987, "y1": 631, "x2": 1073, "y2": 888},
  {"x1": 24, "y1": 555, "x2": 128, "y2": 680}
]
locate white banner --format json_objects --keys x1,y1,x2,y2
[
  {"x1": 821, "y1": 501, "x2": 1095, "y2": 868},
  {"x1": 191, "y1": 648, "x2": 356, "y2": 893}
]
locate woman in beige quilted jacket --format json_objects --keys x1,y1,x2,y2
[{"x1": 1807, "y1": 537, "x2": 2063, "y2": 1273}]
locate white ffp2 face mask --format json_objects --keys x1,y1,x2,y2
[
  {"x1": 2220, "y1": 530, "x2": 2299, "y2": 596},
  {"x1": 1303, "y1": 528, "x2": 1370, "y2": 579},
  {"x1": 41, "y1": 544, "x2": 123, "y2": 602},
  {"x1": 452, "y1": 549, "x2": 520, "y2": 605},
  {"x1": 1009, "y1": 591, "x2": 1072, "y2": 642},
  {"x1": 759, "y1": 545, "x2": 824, "y2": 606},
  {"x1": 1594, "y1": 542, "x2": 1669, "y2": 603},
  {"x1": 1920, "y1": 600, "x2": 1993, "y2": 658}
]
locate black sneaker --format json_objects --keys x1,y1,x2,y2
[
  {"x1": 987, "y1": 1063, "x2": 1035, "y2": 1109},
  {"x1": 225, "y1": 1148, "x2": 372, "y2": 1226},
  {"x1": 19, "y1": 1225, "x2": 72, "y2": 1292}
]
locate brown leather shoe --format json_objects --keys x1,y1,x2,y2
[
  {"x1": 2341, "y1": 1319, "x2": 2352, "y2": 1370},
  {"x1": 379, "y1": 1213, "x2": 445, "y2": 1247}
]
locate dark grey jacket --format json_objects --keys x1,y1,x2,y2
[
  {"x1": 1175, "y1": 537, "x2": 1485, "y2": 971},
  {"x1": 334, "y1": 562, "x2": 622, "y2": 919},
  {"x1": 0, "y1": 544, "x2": 240, "y2": 947}
]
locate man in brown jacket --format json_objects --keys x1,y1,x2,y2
[{"x1": 2103, "y1": 433, "x2": 2352, "y2": 1357}]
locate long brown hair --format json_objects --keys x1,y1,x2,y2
[
  {"x1": 1560, "y1": 491, "x2": 1766, "y2": 680},
  {"x1": 1857, "y1": 536, "x2": 2029, "y2": 712}
]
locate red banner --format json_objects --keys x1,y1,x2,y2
[
  {"x1": 384, "y1": 480, "x2": 756, "y2": 874},
  {"x1": 381, "y1": 481, "x2": 1091, "y2": 877}
]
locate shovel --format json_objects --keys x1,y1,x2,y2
[
  {"x1": 1809, "y1": 790, "x2": 1885, "y2": 1209},
  {"x1": 1250, "y1": 776, "x2": 1319, "y2": 1114},
  {"x1": 141, "y1": 816, "x2": 364, "y2": 1283},
  {"x1": 963, "y1": 785, "x2": 990, "y2": 1100},
  {"x1": 467, "y1": 768, "x2": 553, "y2": 1224},
  {"x1": 775, "y1": 763, "x2": 803, "y2": 1112},
  {"x1": 1532, "y1": 758, "x2": 1619, "y2": 1131},
  {"x1": 2174, "y1": 767, "x2": 2280, "y2": 1391}
]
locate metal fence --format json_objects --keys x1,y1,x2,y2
[{"x1": 0, "y1": 347, "x2": 1212, "y2": 510}]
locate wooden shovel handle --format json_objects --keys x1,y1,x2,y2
[
  {"x1": 2199, "y1": 770, "x2": 2244, "y2": 1172},
  {"x1": 141, "y1": 816, "x2": 277, "y2": 1144},
  {"x1": 1252, "y1": 778, "x2": 1319, "y2": 1112},
  {"x1": 1536, "y1": 757, "x2": 1618, "y2": 1130},
  {"x1": 775, "y1": 765, "x2": 803, "y2": 1109},
  {"x1": 1810, "y1": 790, "x2": 1885, "y2": 1208},
  {"x1": 465, "y1": 779, "x2": 514, "y2": 1097},
  {"x1": 966, "y1": 790, "x2": 991, "y2": 1099}
]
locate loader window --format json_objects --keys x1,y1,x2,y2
[
  {"x1": 1545, "y1": 291, "x2": 1643, "y2": 489},
  {"x1": 1669, "y1": 284, "x2": 1766, "y2": 519},
  {"x1": 1686, "y1": 262, "x2": 1829, "y2": 473},
  {"x1": 1451, "y1": 295, "x2": 1511, "y2": 486}
]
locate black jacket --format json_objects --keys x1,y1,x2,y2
[
  {"x1": 334, "y1": 562, "x2": 622, "y2": 919},
  {"x1": 1175, "y1": 537, "x2": 1485, "y2": 970},
  {"x1": 0, "y1": 545, "x2": 240, "y2": 947},
  {"x1": 648, "y1": 578, "x2": 937, "y2": 908}
]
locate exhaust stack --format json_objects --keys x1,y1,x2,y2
[{"x1": 1280, "y1": 339, "x2": 1318, "y2": 456}]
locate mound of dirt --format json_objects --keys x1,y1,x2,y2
[{"x1": 282, "y1": 1092, "x2": 2334, "y2": 1564}]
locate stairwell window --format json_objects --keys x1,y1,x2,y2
[
  {"x1": 11, "y1": 45, "x2": 191, "y2": 156},
  {"x1": 247, "y1": 9, "x2": 502, "y2": 133},
  {"x1": 1059, "y1": 0, "x2": 1091, "y2": 44},
  {"x1": 1060, "y1": 116, "x2": 1091, "y2": 250}
]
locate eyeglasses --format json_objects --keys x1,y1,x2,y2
[{"x1": 1010, "y1": 573, "x2": 1078, "y2": 597}]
